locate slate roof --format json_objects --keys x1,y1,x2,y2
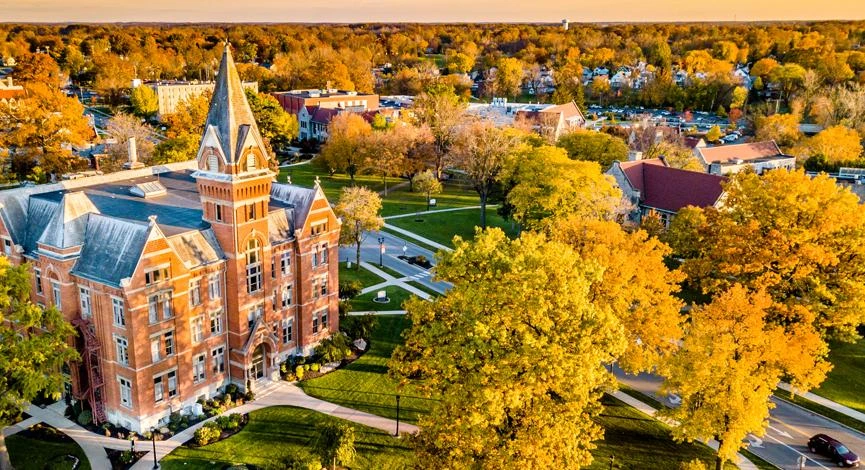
[
  {"x1": 620, "y1": 159, "x2": 726, "y2": 213},
  {"x1": 270, "y1": 183, "x2": 316, "y2": 231},
  {"x1": 200, "y1": 44, "x2": 264, "y2": 165},
  {"x1": 166, "y1": 229, "x2": 224, "y2": 269},
  {"x1": 71, "y1": 214, "x2": 151, "y2": 287}
]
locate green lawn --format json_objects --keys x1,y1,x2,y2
[
  {"x1": 589, "y1": 395, "x2": 737, "y2": 470},
  {"x1": 387, "y1": 208, "x2": 520, "y2": 248},
  {"x1": 406, "y1": 281, "x2": 441, "y2": 298},
  {"x1": 375, "y1": 264, "x2": 405, "y2": 280},
  {"x1": 339, "y1": 262, "x2": 385, "y2": 289},
  {"x1": 380, "y1": 183, "x2": 479, "y2": 217},
  {"x1": 814, "y1": 337, "x2": 865, "y2": 415},
  {"x1": 7, "y1": 428, "x2": 92, "y2": 470},
  {"x1": 278, "y1": 161, "x2": 402, "y2": 203},
  {"x1": 299, "y1": 315, "x2": 432, "y2": 425},
  {"x1": 160, "y1": 406, "x2": 412, "y2": 470},
  {"x1": 350, "y1": 286, "x2": 416, "y2": 312}
]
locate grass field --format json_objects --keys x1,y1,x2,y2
[
  {"x1": 7, "y1": 429, "x2": 92, "y2": 470},
  {"x1": 160, "y1": 405, "x2": 412, "y2": 470},
  {"x1": 278, "y1": 161, "x2": 402, "y2": 202},
  {"x1": 350, "y1": 286, "x2": 416, "y2": 312},
  {"x1": 814, "y1": 337, "x2": 865, "y2": 415},
  {"x1": 589, "y1": 395, "x2": 738, "y2": 470},
  {"x1": 339, "y1": 262, "x2": 385, "y2": 289},
  {"x1": 298, "y1": 315, "x2": 433, "y2": 425},
  {"x1": 379, "y1": 184, "x2": 479, "y2": 217},
  {"x1": 388, "y1": 208, "x2": 520, "y2": 248}
]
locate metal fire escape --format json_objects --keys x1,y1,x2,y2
[{"x1": 72, "y1": 317, "x2": 107, "y2": 425}]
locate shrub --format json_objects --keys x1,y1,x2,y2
[
  {"x1": 194, "y1": 422, "x2": 221, "y2": 446},
  {"x1": 680, "y1": 459, "x2": 708, "y2": 470},
  {"x1": 215, "y1": 416, "x2": 231, "y2": 429},
  {"x1": 225, "y1": 413, "x2": 243, "y2": 431},
  {"x1": 311, "y1": 363, "x2": 320, "y2": 372},
  {"x1": 295, "y1": 365, "x2": 305, "y2": 381},
  {"x1": 340, "y1": 313, "x2": 377, "y2": 341},
  {"x1": 119, "y1": 450, "x2": 135, "y2": 464},
  {"x1": 303, "y1": 364, "x2": 311, "y2": 371},
  {"x1": 279, "y1": 450, "x2": 322, "y2": 470},
  {"x1": 315, "y1": 333, "x2": 352, "y2": 363},
  {"x1": 339, "y1": 280, "x2": 363, "y2": 299},
  {"x1": 77, "y1": 410, "x2": 92, "y2": 426},
  {"x1": 245, "y1": 389, "x2": 255, "y2": 401},
  {"x1": 225, "y1": 383, "x2": 239, "y2": 398}
]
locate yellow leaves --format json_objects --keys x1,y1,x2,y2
[{"x1": 334, "y1": 186, "x2": 383, "y2": 247}]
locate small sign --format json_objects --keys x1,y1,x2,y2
[
  {"x1": 429, "y1": 198, "x2": 437, "y2": 207},
  {"x1": 376, "y1": 290, "x2": 387, "y2": 299},
  {"x1": 380, "y1": 246, "x2": 386, "y2": 254}
]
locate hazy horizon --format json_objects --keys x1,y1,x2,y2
[{"x1": 2, "y1": 0, "x2": 864, "y2": 24}]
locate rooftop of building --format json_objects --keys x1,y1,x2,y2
[
  {"x1": 618, "y1": 158, "x2": 726, "y2": 213},
  {"x1": 273, "y1": 88, "x2": 376, "y2": 99},
  {"x1": 697, "y1": 140, "x2": 787, "y2": 164}
]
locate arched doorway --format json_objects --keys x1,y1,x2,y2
[{"x1": 249, "y1": 344, "x2": 266, "y2": 382}]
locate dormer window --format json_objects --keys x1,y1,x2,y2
[{"x1": 246, "y1": 154, "x2": 256, "y2": 172}]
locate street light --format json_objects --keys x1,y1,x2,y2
[
  {"x1": 378, "y1": 237, "x2": 385, "y2": 268},
  {"x1": 151, "y1": 427, "x2": 159, "y2": 469},
  {"x1": 395, "y1": 394, "x2": 401, "y2": 437}
]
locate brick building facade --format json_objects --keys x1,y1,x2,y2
[{"x1": 0, "y1": 45, "x2": 340, "y2": 433}]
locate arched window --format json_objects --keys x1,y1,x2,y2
[
  {"x1": 245, "y1": 239, "x2": 262, "y2": 293},
  {"x1": 208, "y1": 154, "x2": 219, "y2": 172},
  {"x1": 246, "y1": 154, "x2": 256, "y2": 172}
]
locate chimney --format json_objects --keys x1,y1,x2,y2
[
  {"x1": 123, "y1": 137, "x2": 144, "y2": 170},
  {"x1": 628, "y1": 150, "x2": 643, "y2": 161}
]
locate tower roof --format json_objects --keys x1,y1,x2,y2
[{"x1": 200, "y1": 43, "x2": 265, "y2": 166}]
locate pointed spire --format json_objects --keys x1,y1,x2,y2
[{"x1": 199, "y1": 42, "x2": 266, "y2": 167}]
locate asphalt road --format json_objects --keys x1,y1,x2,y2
[
  {"x1": 616, "y1": 367, "x2": 865, "y2": 469},
  {"x1": 337, "y1": 229, "x2": 451, "y2": 296}
]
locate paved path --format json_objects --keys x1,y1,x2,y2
[
  {"x1": 383, "y1": 205, "x2": 490, "y2": 220},
  {"x1": 381, "y1": 223, "x2": 452, "y2": 252},
  {"x1": 357, "y1": 261, "x2": 432, "y2": 301},
  {"x1": 611, "y1": 390, "x2": 758, "y2": 470},
  {"x1": 19, "y1": 380, "x2": 416, "y2": 469}
]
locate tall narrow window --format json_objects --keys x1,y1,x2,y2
[
  {"x1": 246, "y1": 154, "x2": 256, "y2": 172},
  {"x1": 164, "y1": 331, "x2": 174, "y2": 356},
  {"x1": 148, "y1": 295, "x2": 158, "y2": 323},
  {"x1": 118, "y1": 377, "x2": 132, "y2": 408},
  {"x1": 215, "y1": 204, "x2": 224, "y2": 222},
  {"x1": 246, "y1": 239, "x2": 262, "y2": 293},
  {"x1": 79, "y1": 287, "x2": 91, "y2": 318},
  {"x1": 281, "y1": 286, "x2": 292, "y2": 308},
  {"x1": 51, "y1": 281, "x2": 62, "y2": 310},
  {"x1": 161, "y1": 292, "x2": 173, "y2": 319},
  {"x1": 151, "y1": 337, "x2": 160, "y2": 363},
  {"x1": 321, "y1": 244, "x2": 329, "y2": 264},
  {"x1": 34, "y1": 269, "x2": 43, "y2": 295},
  {"x1": 212, "y1": 346, "x2": 225, "y2": 374},
  {"x1": 210, "y1": 310, "x2": 223, "y2": 334},
  {"x1": 193, "y1": 354, "x2": 206, "y2": 383},
  {"x1": 154, "y1": 376, "x2": 164, "y2": 403},
  {"x1": 190, "y1": 279, "x2": 202, "y2": 307},
  {"x1": 321, "y1": 309, "x2": 328, "y2": 331},
  {"x1": 282, "y1": 318, "x2": 293, "y2": 344},
  {"x1": 209, "y1": 273, "x2": 222, "y2": 299},
  {"x1": 208, "y1": 154, "x2": 218, "y2": 172},
  {"x1": 280, "y1": 252, "x2": 291, "y2": 275},
  {"x1": 191, "y1": 316, "x2": 204, "y2": 343},
  {"x1": 312, "y1": 312, "x2": 319, "y2": 334},
  {"x1": 115, "y1": 336, "x2": 129, "y2": 366},
  {"x1": 167, "y1": 371, "x2": 177, "y2": 397},
  {"x1": 112, "y1": 298, "x2": 125, "y2": 327},
  {"x1": 3, "y1": 239, "x2": 11, "y2": 256}
]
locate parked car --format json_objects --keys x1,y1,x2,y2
[{"x1": 809, "y1": 434, "x2": 860, "y2": 467}]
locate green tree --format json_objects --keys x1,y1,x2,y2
[
  {"x1": 412, "y1": 170, "x2": 442, "y2": 211},
  {"x1": 320, "y1": 113, "x2": 372, "y2": 182},
  {"x1": 556, "y1": 131, "x2": 629, "y2": 169},
  {"x1": 705, "y1": 125, "x2": 723, "y2": 143},
  {"x1": 644, "y1": 142, "x2": 705, "y2": 171},
  {"x1": 0, "y1": 257, "x2": 79, "y2": 469},
  {"x1": 390, "y1": 229, "x2": 626, "y2": 469},
  {"x1": 334, "y1": 186, "x2": 384, "y2": 269},
  {"x1": 315, "y1": 422, "x2": 356, "y2": 470},
  {"x1": 452, "y1": 120, "x2": 520, "y2": 228},
  {"x1": 769, "y1": 63, "x2": 807, "y2": 102},
  {"x1": 662, "y1": 285, "x2": 807, "y2": 470},
  {"x1": 244, "y1": 88, "x2": 299, "y2": 154},
  {"x1": 667, "y1": 170, "x2": 865, "y2": 390},
  {"x1": 130, "y1": 85, "x2": 158, "y2": 119}
]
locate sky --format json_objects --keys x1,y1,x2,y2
[{"x1": 1, "y1": 0, "x2": 865, "y2": 23}]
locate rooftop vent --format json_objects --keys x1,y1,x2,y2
[{"x1": 130, "y1": 181, "x2": 167, "y2": 199}]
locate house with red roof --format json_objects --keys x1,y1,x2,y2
[
  {"x1": 0, "y1": 77, "x2": 24, "y2": 108},
  {"x1": 695, "y1": 141, "x2": 795, "y2": 175},
  {"x1": 608, "y1": 158, "x2": 726, "y2": 226}
]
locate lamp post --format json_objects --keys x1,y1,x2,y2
[
  {"x1": 378, "y1": 237, "x2": 385, "y2": 267},
  {"x1": 609, "y1": 455, "x2": 614, "y2": 470},
  {"x1": 151, "y1": 427, "x2": 159, "y2": 469},
  {"x1": 402, "y1": 243, "x2": 407, "y2": 257},
  {"x1": 395, "y1": 394, "x2": 401, "y2": 437}
]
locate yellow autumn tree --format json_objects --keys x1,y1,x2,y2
[
  {"x1": 503, "y1": 145, "x2": 623, "y2": 231},
  {"x1": 667, "y1": 169, "x2": 865, "y2": 390},
  {"x1": 390, "y1": 229, "x2": 626, "y2": 470},
  {"x1": 792, "y1": 125, "x2": 864, "y2": 163},
  {"x1": 662, "y1": 286, "x2": 802, "y2": 470}
]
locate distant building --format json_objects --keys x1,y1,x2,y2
[
  {"x1": 272, "y1": 89, "x2": 380, "y2": 142},
  {"x1": 695, "y1": 141, "x2": 795, "y2": 175},
  {"x1": 468, "y1": 99, "x2": 586, "y2": 140},
  {"x1": 608, "y1": 159, "x2": 726, "y2": 227},
  {"x1": 0, "y1": 77, "x2": 24, "y2": 108},
  {"x1": 562, "y1": 19, "x2": 569, "y2": 31},
  {"x1": 146, "y1": 80, "x2": 259, "y2": 117}
]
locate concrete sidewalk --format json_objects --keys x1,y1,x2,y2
[
  {"x1": 611, "y1": 390, "x2": 759, "y2": 470},
  {"x1": 382, "y1": 223, "x2": 452, "y2": 252},
  {"x1": 358, "y1": 261, "x2": 433, "y2": 300},
  {"x1": 779, "y1": 382, "x2": 865, "y2": 424},
  {"x1": 383, "y1": 205, "x2": 492, "y2": 220}
]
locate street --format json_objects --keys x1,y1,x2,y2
[{"x1": 616, "y1": 367, "x2": 865, "y2": 469}]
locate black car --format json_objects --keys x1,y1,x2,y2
[{"x1": 809, "y1": 434, "x2": 860, "y2": 467}]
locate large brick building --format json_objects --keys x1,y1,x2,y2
[{"x1": 0, "y1": 45, "x2": 340, "y2": 433}]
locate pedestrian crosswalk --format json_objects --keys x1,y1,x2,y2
[{"x1": 405, "y1": 271, "x2": 431, "y2": 281}]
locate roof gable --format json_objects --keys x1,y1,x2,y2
[
  {"x1": 640, "y1": 164, "x2": 726, "y2": 213},
  {"x1": 697, "y1": 141, "x2": 783, "y2": 164},
  {"x1": 71, "y1": 214, "x2": 150, "y2": 287}
]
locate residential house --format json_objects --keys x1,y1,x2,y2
[
  {"x1": 513, "y1": 101, "x2": 586, "y2": 140},
  {"x1": 608, "y1": 158, "x2": 726, "y2": 226},
  {"x1": 0, "y1": 77, "x2": 24, "y2": 108}
]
